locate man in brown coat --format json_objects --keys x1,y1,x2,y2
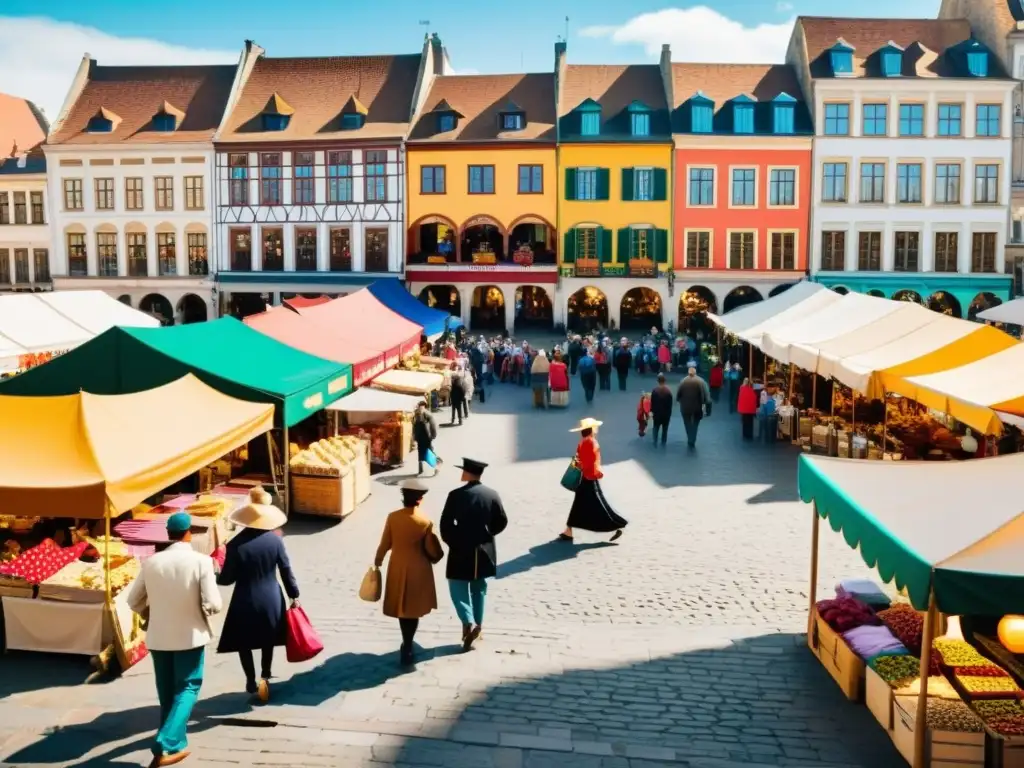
[{"x1": 649, "y1": 374, "x2": 674, "y2": 446}]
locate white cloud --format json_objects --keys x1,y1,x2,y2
[
  {"x1": 579, "y1": 6, "x2": 794, "y2": 64},
  {"x1": 0, "y1": 16, "x2": 237, "y2": 122},
  {"x1": 775, "y1": 1, "x2": 794, "y2": 12}
]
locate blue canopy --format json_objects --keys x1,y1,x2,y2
[{"x1": 368, "y1": 279, "x2": 462, "y2": 337}]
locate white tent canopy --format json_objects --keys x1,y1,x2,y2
[
  {"x1": 977, "y1": 297, "x2": 1024, "y2": 325},
  {"x1": 737, "y1": 287, "x2": 843, "y2": 346},
  {"x1": 327, "y1": 387, "x2": 423, "y2": 413},
  {"x1": 709, "y1": 281, "x2": 826, "y2": 335}
]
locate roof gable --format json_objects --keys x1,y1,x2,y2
[
  {"x1": 0, "y1": 93, "x2": 47, "y2": 154},
  {"x1": 558, "y1": 64, "x2": 670, "y2": 141}
]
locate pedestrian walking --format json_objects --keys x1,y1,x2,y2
[
  {"x1": 676, "y1": 367, "x2": 712, "y2": 449},
  {"x1": 560, "y1": 418, "x2": 627, "y2": 543},
  {"x1": 439, "y1": 458, "x2": 508, "y2": 652},
  {"x1": 577, "y1": 349, "x2": 597, "y2": 403},
  {"x1": 593, "y1": 344, "x2": 611, "y2": 390},
  {"x1": 649, "y1": 373, "x2": 674, "y2": 446},
  {"x1": 657, "y1": 341, "x2": 672, "y2": 373},
  {"x1": 530, "y1": 349, "x2": 551, "y2": 408},
  {"x1": 413, "y1": 400, "x2": 441, "y2": 476},
  {"x1": 549, "y1": 350, "x2": 570, "y2": 407},
  {"x1": 127, "y1": 512, "x2": 223, "y2": 767},
  {"x1": 449, "y1": 363, "x2": 466, "y2": 425},
  {"x1": 727, "y1": 362, "x2": 742, "y2": 413},
  {"x1": 374, "y1": 480, "x2": 443, "y2": 666},
  {"x1": 216, "y1": 487, "x2": 300, "y2": 703},
  {"x1": 636, "y1": 392, "x2": 651, "y2": 437},
  {"x1": 709, "y1": 361, "x2": 723, "y2": 402},
  {"x1": 613, "y1": 340, "x2": 632, "y2": 391},
  {"x1": 568, "y1": 335, "x2": 583, "y2": 376},
  {"x1": 738, "y1": 377, "x2": 758, "y2": 440}
]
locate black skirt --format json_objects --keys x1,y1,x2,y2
[{"x1": 567, "y1": 478, "x2": 628, "y2": 532}]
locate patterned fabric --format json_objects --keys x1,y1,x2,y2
[{"x1": 0, "y1": 539, "x2": 88, "y2": 585}]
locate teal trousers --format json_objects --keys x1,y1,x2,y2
[
  {"x1": 448, "y1": 578, "x2": 488, "y2": 625},
  {"x1": 151, "y1": 647, "x2": 205, "y2": 756}
]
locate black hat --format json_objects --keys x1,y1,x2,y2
[{"x1": 455, "y1": 458, "x2": 489, "y2": 476}]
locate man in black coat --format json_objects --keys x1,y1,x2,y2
[
  {"x1": 613, "y1": 340, "x2": 632, "y2": 391},
  {"x1": 449, "y1": 364, "x2": 466, "y2": 425},
  {"x1": 676, "y1": 366, "x2": 712, "y2": 449},
  {"x1": 439, "y1": 458, "x2": 508, "y2": 651},
  {"x1": 649, "y1": 374, "x2": 674, "y2": 446}
]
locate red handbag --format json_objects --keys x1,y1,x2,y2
[{"x1": 285, "y1": 605, "x2": 324, "y2": 663}]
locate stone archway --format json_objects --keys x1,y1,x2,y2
[
  {"x1": 461, "y1": 216, "x2": 505, "y2": 264},
  {"x1": 619, "y1": 287, "x2": 663, "y2": 332},
  {"x1": 515, "y1": 286, "x2": 553, "y2": 331},
  {"x1": 892, "y1": 289, "x2": 923, "y2": 304},
  {"x1": 117, "y1": 294, "x2": 132, "y2": 306},
  {"x1": 177, "y1": 293, "x2": 208, "y2": 324},
  {"x1": 722, "y1": 286, "x2": 763, "y2": 313},
  {"x1": 567, "y1": 287, "x2": 609, "y2": 333},
  {"x1": 418, "y1": 285, "x2": 461, "y2": 317},
  {"x1": 470, "y1": 285, "x2": 506, "y2": 331},
  {"x1": 508, "y1": 214, "x2": 556, "y2": 265},
  {"x1": 228, "y1": 293, "x2": 269, "y2": 320},
  {"x1": 769, "y1": 284, "x2": 795, "y2": 298},
  {"x1": 410, "y1": 214, "x2": 458, "y2": 264},
  {"x1": 139, "y1": 293, "x2": 174, "y2": 325},
  {"x1": 927, "y1": 291, "x2": 962, "y2": 318},
  {"x1": 867, "y1": 289, "x2": 886, "y2": 298},
  {"x1": 968, "y1": 291, "x2": 1002, "y2": 321},
  {"x1": 678, "y1": 285, "x2": 717, "y2": 337},
  {"x1": 831, "y1": 286, "x2": 849, "y2": 295}
]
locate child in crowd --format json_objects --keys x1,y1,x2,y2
[{"x1": 637, "y1": 392, "x2": 652, "y2": 437}]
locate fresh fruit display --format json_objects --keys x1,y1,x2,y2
[
  {"x1": 871, "y1": 654, "x2": 921, "y2": 684},
  {"x1": 877, "y1": 604, "x2": 924, "y2": 653},
  {"x1": 893, "y1": 675, "x2": 961, "y2": 700},
  {"x1": 816, "y1": 596, "x2": 879, "y2": 633},
  {"x1": 80, "y1": 556, "x2": 140, "y2": 595},
  {"x1": 924, "y1": 698, "x2": 984, "y2": 733},
  {"x1": 290, "y1": 436, "x2": 362, "y2": 477},
  {"x1": 985, "y1": 716, "x2": 1024, "y2": 736},
  {"x1": 974, "y1": 700, "x2": 1024, "y2": 719},
  {"x1": 955, "y1": 674, "x2": 1022, "y2": 698},
  {"x1": 934, "y1": 638, "x2": 990, "y2": 668},
  {"x1": 948, "y1": 665, "x2": 1009, "y2": 678}
]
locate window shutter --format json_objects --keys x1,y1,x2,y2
[
  {"x1": 654, "y1": 228, "x2": 669, "y2": 263},
  {"x1": 599, "y1": 227, "x2": 613, "y2": 263},
  {"x1": 621, "y1": 168, "x2": 634, "y2": 202},
  {"x1": 562, "y1": 229, "x2": 577, "y2": 263},
  {"x1": 618, "y1": 228, "x2": 632, "y2": 261},
  {"x1": 597, "y1": 168, "x2": 610, "y2": 201},
  {"x1": 653, "y1": 168, "x2": 668, "y2": 201},
  {"x1": 565, "y1": 168, "x2": 577, "y2": 201}
]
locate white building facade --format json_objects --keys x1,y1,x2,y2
[{"x1": 0, "y1": 152, "x2": 50, "y2": 291}]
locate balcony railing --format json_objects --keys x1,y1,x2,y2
[
  {"x1": 406, "y1": 251, "x2": 557, "y2": 267},
  {"x1": 565, "y1": 258, "x2": 662, "y2": 279}
]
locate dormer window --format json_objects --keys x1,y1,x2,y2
[
  {"x1": 86, "y1": 107, "x2": 119, "y2": 133},
  {"x1": 733, "y1": 96, "x2": 755, "y2": 134},
  {"x1": 689, "y1": 93, "x2": 714, "y2": 133},
  {"x1": 626, "y1": 100, "x2": 651, "y2": 137},
  {"x1": 829, "y1": 40, "x2": 855, "y2": 76},
  {"x1": 968, "y1": 50, "x2": 989, "y2": 77},
  {"x1": 772, "y1": 93, "x2": 797, "y2": 134},
  {"x1": 260, "y1": 93, "x2": 294, "y2": 132},
  {"x1": 429, "y1": 99, "x2": 463, "y2": 135},
  {"x1": 263, "y1": 114, "x2": 290, "y2": 131},
  {"x1": 574, "y1": 99, "x2": 602, "y2": 137},
  {"x1": 342, "y1": 114, "x2": 365, "y2": 130},
  {"x1": 880, "y1": 43, "x2": 903, "y2": 77},
  {"x1": 339, "y1": 95, "x2": 368, "y2": 131},
  {"x1": 153, "y1": 114, "x2": 176, "y2": 131},
  {"x1": 438, "y1": 113, "x2": 456, "y2": 132},
  {"x1": 501, "y1": 112, "x2": 524, "y2": 131}
]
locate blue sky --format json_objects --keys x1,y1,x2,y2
[{"x1": 1, "y1": 0, "x2": 940, "y2": 117}]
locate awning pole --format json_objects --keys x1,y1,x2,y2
[
  {"x1": 812, "y1": 375, "x2": 818, "y2": 412},
  {"x1": 282, "y1": 426, "x2": 291, "y2": 516},
  {"x1": 807, "y1": 502, "x2": 820, "y2": 639},
  {"x1": 882, "y1": 393, "x2": 889, "y2": 460},
  {"x1": 851, "y1": 390, "x2": 856, "y2": 458},
  {"x1": 104, "y1": 501, "x2": 113, "y2": 606},
  {"x1": 748, "y1": 344, "x2": 753, "y2": 377},
  {"x1": 914, "y1": 592, "x2": 937, "y2": 768}
]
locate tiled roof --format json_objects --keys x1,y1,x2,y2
[
  {"x1": 49, "y1": 62, "x2": 237, "y2": 145},
  {"x1": 407, "y1": 73, "x2": 555, "y2": 142},
  {"x1": 0, "y1": 93, "x2": 47, "y2": 156},
  {"x1": 217, "y1": 54, "x2": 423, "y2": 142},
  {"x1": 798, "y1": 17, "x2": 1010, "y2": 78},
  {"x1": 558, "y1": 64, "x2": 671, "y2": 140},
  {"x1": 0, "y1": 146, "x2": 45, "y2": 176}
]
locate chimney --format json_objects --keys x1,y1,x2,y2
[
  {"x1": 555, "y1": 41, "x2": 567, "y2": 73},
  {"x1": 9, "y1": 141, "x2": 17, "y2": 158},
  {"x1": 659, "y1": 44, "x2": 673, "y2": 112},
  {"x1": 431, "y1": 33, "x2": 446, "y2": 75}
]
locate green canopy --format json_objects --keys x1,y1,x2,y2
[
  {"x1": 798, "y1": 453, "x2": 1024, "y2": 617},
  {"x1": 0, "y1": 318, "x2": 352, "y2": 428}
]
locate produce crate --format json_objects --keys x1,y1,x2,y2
[
  {"x1": 892, "y1": 695, "x2": 983, "y2": 767},
  {"x1": 867, "y1": 665, "x2": 895, "y2": 732},
  {"x1": 808, "y1": 606, "x2": 865, "y2": 701},
  {"x1": 290, "y1": 470, "x2": 356, "y2": 519}
]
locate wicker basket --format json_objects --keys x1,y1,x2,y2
[{"x1": 291, "y1": 469, "x2": 356, "y2": 518}]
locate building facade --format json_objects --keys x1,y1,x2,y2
[
  {"x1": 404, "y1": 72, "x2": 558, "y2": 332},
  {"x1": 211, "y1": 37, "x2": 449, "y2": 317},
  {"x1": 789, "y1": 16, "x2": 1017, "y2": 318},
  {"x1": 43, "y1": 58, "x2": 234, "y2": 323},
  {"x1": 669, "y1": 60, "x2": 813, "y2": 324}
]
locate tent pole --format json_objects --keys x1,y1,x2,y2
[
  {"x1": 812, "y1": 375, "x2": 818, "y2": 412},
  {"x1": 104, "y1": 501, "x2": 113, "y2": 606},
  {"x1": 851, "y1": 390, "x2": 856, "y2": 458},
  {"x1": 716, "y1": 326, "x2": 722, "y2": 361},
  {"x1": 882, "y1": 393, "x2": 889, "y2": 460},
  {"x1": 914, "y1": 592, "x2": 937, "y2": 768},
  {"x1": 282, "y1": 426, "x2": 291, "y2": 516},
  {"x1": 807, "y1": 502, "x2": 820, "y2": 639},
  {"x1": 748, "y1": 344, "x2": 753, "y2": 377}
]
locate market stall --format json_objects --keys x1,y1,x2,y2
[
  {"x1": 0, "y1": 374, "x2": 273, "y2": 667},
  {"x1": 327, "y1": 387, "x2": 421, "y2": 467},
  {"x1": 370, "y1": 368, "x2": 444, "y2": 397},
  {"x1": 367, "y1": 278, "x2": 462, "y2": 338},
  {"x1": 799, "y1": 452, "x2": 1024, "y2": 767}
]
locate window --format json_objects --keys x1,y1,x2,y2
[
  {"x1": 329, "y1": 228, "x2": 351, "y2": 271},
  {"x1": 770, "y1": 232, "x2": 796, "y2": 270},
  {"x1": 468, "y1": 165, "x2": 495, "y2": 194},
  {"x1": 13, "y1": 249, "x2": 28, "y2": 283},
  {"x1": 691, "y1": 103, "x2": 713, "y2": 133},
  {"x1": 977, "y1": 104, "x2": 1002, "y2": 137},
  {"x1": 631, "y1": 228, "x2": 651, "y2": 260},
  {"x1": 185, "y1": 176, "x2": 204, "y2": 210},
  {"x1": 126, "y1": 178, "x2": 144, "y2": 210},
  {"x1": 881, "y1": 50, "x2": 902, "y2": 77},
  {"x1": 580, "y1": 112, "x2": 600, "y2": 136},
  {"x1": 437, "y1": 113, "x2": 456, "y2": 132},
  {"x1": 293, "y1": 152, "x2": 314, "y2": 204},
  {"x1": 127, "y1": 233, "x2": 147, "y2": 277},
  {"x1": 30, "y1": 191, "x2": 44, "y2": 224},
  {"x1": 152, "y1": 113, "x2": 176, "y2": 132},
  {"x1": 67, "y1": 233, "x2": 87, "y2": 276},
  {"x1": 229, "y1": 153, "x2": 249, "y2": 205},
  {"x1": 974, "y1": 164, "x2": 999, "y2": 204},
  {"x1": 341, "y1": 114, "x2": 364, "y2": 130},
  {"x1": 96, "y1": 232, "x2": 118, "y2": 276},
  {"x1": 934, "y1": 232, "x2": 959, "y2": 272},
  {"x1": 231, "y1": 229, "x2": 251, "y2": 271},
  {"x1": 187, "y1": 233, "x2": 208, "y2": 276},
  {"x1": 93, "y1": 179, "x2": 114, "y2": 211},
  {"x1": 685, "y1": 232, "x2": 710, "y2": 268},
  {"x1": 857, "y1": 232, "x2": 882, "y2": 271},
  {"x1": 731, "y1": 168, "x2": 755, "y2": 206},
  {"x1": 935, "y1": 164, "x2": 961, "y2": 204},
  {"x1": 899, "y1": 104, "x2": 924, "y2": 136},
  {"x1": 893, "y1": 231, "x2": 919, "y2": 272},
  {"x1": 502, "y1": 112, "x2": 524, "y2": 131},
  {"x1": 822, "y1": 163, "x2": 847, "y2": 202},
  {"x1": 729, "y1": 232, "x2": 755, "y2": 269},
  {"x1": 262, "y1": 113, "x2": 289, "y2": 132},
  {"x1": 262, "y1": 228, "x2": 283, "y2": 271},
  {"x1": 576, "y1": 228, "x2": 597, "y2": 260},
  {"x1": 733, "y1": 104, "x2": 754, "y2": 134},
  {"x1": 87, "y1": 116, "x2": 113, "y2": 133},
  {"x1": 862, "y1": 103, "x2": 888, "y2": 136},
  {"x1": 897, "y1": 163, "x2": 922, "y2": 204},
  {"x1": 937, "y1": 104, "x2": 962, "y2": 137},
  {"x1": 33, "y1": 249, "x2": 49, "y2": 282},
  {"x1": 773, "y1": 104, "x2": 795, "y2": 134},
  {"x1": 972, "y1": 232, "x2": 997, "y2": 272},
  {"x1": 63, "y1": 179, "x2": 83, "y2": 211},
  {"x1": 260, "y1": 153, "x2": 282, "y2": 205},
  {"x1": 633, "y1": 168, "x2": 654, "y2": 201},
  {"x1": 968, "y1": 51, "x2": 989, "y2": 77},
  {"x1": 327, "y1": 151, "x2": 353, "y2": 203},
  {"x1": 689, "y1": 168, "x2": 714, "y2": 206},
  {"x1": 821, "y1": 231, "x2": 846, "y2": 271},
  {"x1": 296, "y1": 229, "x2": 317, "y2": 271},
  {"x1": 518, "y1": 165, "x2": 543, "y2": 194},
  {"x1": 0, "y1": 193, "x2": 7, "y2": 224},
  {"x1": 365, "y1": 228, "x2": 389, "y2": 272},
  {"x1": 157, "y1": 232, "x2": 176, "y2": 276},
  {"x1": 0, "y1": 250, "x2": 8, "y2": 282},
  {"x1": 155, "y1": 176, "x2": 173, "y2": 210},
  {"x1": 831, "y1": 46, "x2": 854, "y2": 75},
  {"x1": 631, "y1": 112, "x2": 650, "y2": 137},
  {"x1": 769, "y1": 169, "x2": 796, "y2": 206},
  {"x1": 365, "y1": 150, "x2": 387, "y2": 202},
  {"x1": 12, "y1": 192, "x2": 26, "y2": 224},
  {"x1": 575, "y1": 169, "x2": 598, "y2": 201},
  {"x1": 860, "y1": 163, "x2": 885, "y2": 203},
  {"x1": 421, "y1": 165, "x2": 446, "y2": 194},
  {"x1": 824, "y1": 103, "x2": 850, "y2": 135}
]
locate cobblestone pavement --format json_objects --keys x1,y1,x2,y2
[{"x1": 0, "y1": 370, "x2": 904, "y2": 767}]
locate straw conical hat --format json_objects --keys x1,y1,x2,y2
[
  {"x1": 229, "y1": 486, "x2": 287, "y2": 531},
  {"x1": 569, "y1": 417, "x2": 603, "y2": 432}
]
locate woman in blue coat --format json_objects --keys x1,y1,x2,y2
[{"x1": 217, "y1": 487, "x2": 299, "y2": 702}]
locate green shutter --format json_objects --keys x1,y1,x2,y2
[
  {"x1": 562, "y1": 229, "x2": 577, "y2": 263},
  {"x1": 596, "y1": 168, "x2": 610, "y2": 200},
  {"x1": 654, "y1": 228, "x2": 669, "y2": 263},
  {"x1": 599, "y1": 227, "x2": 613, "y2": 263},
  {"x1": 618, "y1": 228, "x2": 632, "y2": 262},
  {"x1": 565, "y1": 168, "x2": 577, "y2": 201},
  {"x1": 653, "y1": 168, "x2": 668, "y2": 201},
  {"x1": 621, "y1": 168, "x2": 634, "y2": 202}
]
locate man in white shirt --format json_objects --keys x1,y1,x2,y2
[{"x1": 127, "y1": 512, "x2": 222, "y2": 767}]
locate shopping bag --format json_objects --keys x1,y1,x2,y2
[
  {"x1": 285, "y1": 605, "x2": 324, "y2": 663},
  {"x1": 560, "y1": 459, "x2": 582, "y2": 492},
  {"x1": 424, "y1": 448, "x2": 438, "y2": 469},
  {"x1": 358, "y1": 565, "x2": 382, "y2": 602}
]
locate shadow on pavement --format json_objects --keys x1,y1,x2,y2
[
  {"x1": 497, "y1": 539, "x2": 616, "y2": 581},
  {"x1": 0, "y1": 651, "x2": 115, "y2": 700}
]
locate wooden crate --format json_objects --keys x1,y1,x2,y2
[
  {"x1": 807, "y1": 606, "x2": 865, "y2": 701},
  {"x1": 290, "y1": 471, "x2": 356, "y2": 519},
  {"x1": 892, "y1": 695, "x2": 983, "y2": 767},
  {"x1": 866, "y1": 666, "x2": 895, "y2": 732}
]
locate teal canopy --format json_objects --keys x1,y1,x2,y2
[{"x1": 798, "y1": 453, "x2": 1024, "y2": 617}]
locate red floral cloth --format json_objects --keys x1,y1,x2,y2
[{"x1": 0, "y1": 539, "x2": 88, "y2": 584}]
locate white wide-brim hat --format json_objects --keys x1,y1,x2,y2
[
  {"x1": 569, "y1": 417, "x2": 604, "y2": 432},
  {"x1": 229, "y1": 486, "x2": 287, "y2": 531}
]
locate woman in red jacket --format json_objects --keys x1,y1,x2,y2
[
  {"x1": 709, "y1": 362, "x2": 723, "y2": 402},
  {"x1": 737, "y1": 377, "x2": 758, "y2": 440},
  {"x1": 560, "y1": 418, "x2": 627, "y2": 543}
]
